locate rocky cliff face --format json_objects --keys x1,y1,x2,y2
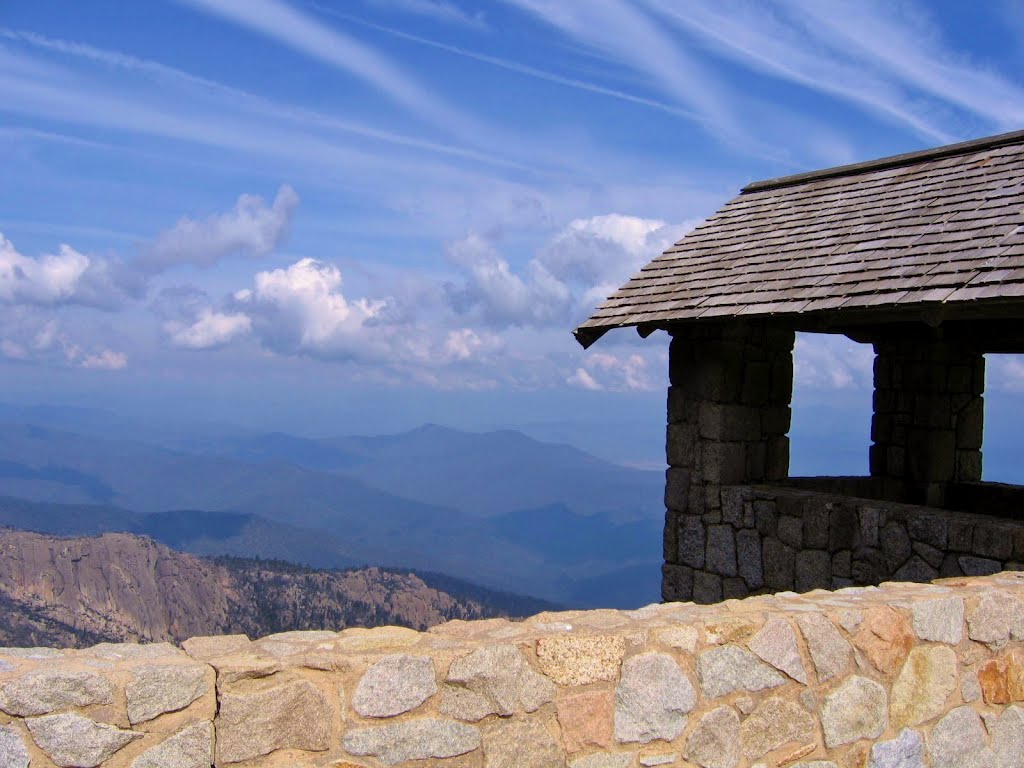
[{"x1": 0, "y1": 530, "x2": 530, "y2": 647}]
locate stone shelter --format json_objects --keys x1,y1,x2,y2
[{"x1": 576, "y1": 129, "x2": 1024, "y2": 604}]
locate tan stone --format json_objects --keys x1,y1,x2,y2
[
  {"x1": 556, "y1": 690, "x2": 614, "y2": 753},
  {"x1": 335, "y1": 626, "x2": 421, "y2": 652},
  {"x1": 535, "y1": 635, "x2": 626, "y2": 686},
  {"x1": 703, "y1": 616, "x2": 761, "y2": 644},
  {"x1": 853, "y1": 607, "x2": 914, "y2": 676},
  {"x1": 180, "y1": 635, "x2": 250, "y2": 661},
  {"x1": 654, "y1": 625, "x2": 698, "y2": 652},
  {"x1": 741, "y1": 697, "x2": 816, "y2": 760},
  {"x1": 481, "y1": 719, "x2": 564, "y2": 768},
  {"x1": 778, "y1": 742, "x2": 816, "y2": 764},
  {"x1": 890, "y1": 645, "x2": 958, "y2": 728},
  {"x1": 978, "y1": 649, "x2": 1024, "y2": 704}
]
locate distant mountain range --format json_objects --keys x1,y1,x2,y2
[
  {"x1": 0, "y1": 419, "x2": 663, "y2": 607},
  {"x1": 0, "y1": 529, "x2": 555, "y2": 648}
]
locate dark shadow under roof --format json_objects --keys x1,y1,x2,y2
[{"x1": 575, "y1": 129, "x2": 1024, "y2": 348}]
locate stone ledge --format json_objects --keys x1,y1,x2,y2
[{"x1": 0, "y1": 573, "x2": 1022, "y2": 766}]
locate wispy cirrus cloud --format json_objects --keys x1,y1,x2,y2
[
  {"x1": 362, "y1": 0, "x2": 486, "y2": 28},
  {"x1": 178, "y1": 0, "x2": 484, "y2": 139},
  {"x1": 784, "y1": 0, "x2": 1024, "y2": 130}
]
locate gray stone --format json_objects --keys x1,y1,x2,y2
[
  {"x1": 912, "y1": 541, "x2": 945, "y2": 568},
  {"x1": 693, "y1": 571, "x2": 723, "y2": 603},
  {"x1": 441, "y1": 644, "x2": 554, "y2": 721},
  {"x1": 216, "y1": 679, "x2": 332, "y2": 763},
  {"x1": 968, "y1": 591, "x2": 1024, "y2": 646},
  {"x1": 614, "y1": 652, "x2": 695, "y2": 744},
  {"x1": 0, "y1": 668, "x2": 114, "y2": 716},
  {"x1": 0, "y1": 725, "x2": 29, "y2": 768},
  {"x1": 706, "y1": 525, "x2": 738, "y2": 577},
  {"x1": 820, "y1": 675, "x2": 887, "y2": 748},
  {"x1": 910, "y1": 596, "x2": 963, "y2": 644},
  {"x1": 907, "y1": 515, "x2": 946, "y2": 549},
  {"x1": 754, "y1": 500, "x2": 777, "y2": 536},
  {"x1": 792, "y1": 763, "x2": 838, "y2": 768},
  {"x1": 892, "y1": 555, "x2": 939, "y2": 583},
  {"x1": 928, "y1": 706, "x2": 995, "y2": 768},
  {"x1": 343, "y1": 718, "x2": 480, "y2": 766},
  {"x1": 795, "y1": 550, "x2": 831, "y2": 592},
  {"x1": 680, "y1": 515, "x2": 705, "y2": 568},
  {"x1": 685, "y1": 706, "x2": 740, "y2": 768},
  {"x1": 571, "y1": 755, "x2": 632, "y2": 768},
  {"x1": 959, "y1": 555, "x2": 1002, "y2": 576},
  {"x1": 974, "y1": 525, "x2": 1014, "y2": 559},
  {"x1": 747, "y1": 616, "x2": 808, "y2": 684},
  {"x1": 741, "y1": 697, "x2": 815, "y2": 760},
  {"x1": 763, "y1": 538, "x2": 795, "y2": 591},
  {"x1": 131, "y1": 721, "x2": 213, "y2": 768},
  {"x1": 737, "y1": 529, "x2": 763, "y2": 588},
  {"x1": 859, "y1": 507, "x2": 881, "y2": 547},
  {"x1": 962, "y1": 671, "x2": 981, "y2": 703},
  {"x1": 795, "y1": 614, "x2": 851, "y2": 682},
  {"x1": 868, "y1": 728, "x2": 924, "y2": 768},
  {"x1": 640, "y1": 754, "x2": 678, "y2": 766},
  {"x1": 482, "y1": 718, "x2": 564, "y2": 768},
  {"x1": 696, "y1": 644, "x2": 785, "y2": 699},
  {"x1": 126, "y1": 663, "x2": 210, "y2": 724},
  {"x1": 993, "y1": 706, "x2": 1024, "y2": 768},
  {"x1": 354, "y1": 654, "x2": 437, "y2": 718},
  {"x1": 27, "y1": 713, "x2": 141, "y2": 768},
  {"x1": 778, "y1": 516, "x2": 803, "y2": 548},
  {"x1": 882, "y1": 522, "x2": 912, "y2": 570}
]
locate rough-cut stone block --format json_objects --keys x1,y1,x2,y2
[
  {"x1": 910, "y1": 597, "x2": 963, "y2": 644},
  {"x1": 536, "y1": 634, "x2": 625, "y2": 686},
  {"x1": 181, "y1": 635, "x2": 250, "y2": 661},
  {"x1": 482, "y1": 719, "x2": 563, "y2": 768},
  {"x1": 216, "y1": 679, "x2": 332, "y2": 763},
  {"x1": 355, "y1": 654, "x2": 437, "y2": 718},
  {"x1": 968, "y1": 590, "x2": 1024, "y2": 647},
  {"x1": 960, "y1": 555, "x2": 1002, "y2": 576},
  {"x1": 796, "y1": 614, "x2": 851, "y2": 683},
  {"x1": 661, "y1": 564, "x2": 693, "y2": 602},
  {"x1": 890, "y1": 646, "x2": 958, "y2": 728},
  {"x1": 696, "y1": 645, "x2": 785, "y2": 699},
  {"x1": 853, "y1": 606, "x2": 915, "y2": 676},
  {"x1": 763, "y1": 538, "x2": 795, "y2": 591},
  {"x1": 829, "y1": 505, "x2": 858, "y2": 550},
  {"x1": 344, "y1": 718, "x2": 480, "y2": 766},
  {"x1": 614, "y1": 652, "x2": 695, "y2": 744},
  {"x1": 778, "y1": 516, "x2": 803, "y2": 549},
  {"x1": 556, "y1": 690, "x2": 613, "y2": 753},
  {"x1": 893, "y1": 555, "x2": 939, "y2": 583},
  {"x1": 0, "y1": 668, "x2": 114, "y2": 716},
  {"x1": 126, "y1": 663, "x2": 211, "y2": 725},
  {"x1": 679, "y1": 515, "x2": 706, "y2": 569},
  {"x1": 992, "y1": 706, "x2": 1024, "y2": 768},
  {"x1": 441, "y1": 644, "x2": 552, "y2": 721},
  {"x1": 881, "y1": 522, "x2": 912, "y2": 571},
  {"x1": 754, "y1": 500, "x2": 777, "y2": 536},
  {"x1": 978, "y1": 649, "x2": 1024, "y2": 704},
  {"x1": 974, "y1": 525, "x2": 1014, "y2": 560},
  {"x1": 907, "y1": 515, "x2": 946, "y2": 549},
  {"x1": 685, "y1": 706, "x2": 740, "y2": 768},
  {"x1": 693, "y1": 571, "x2": 723, "y2": 604},
  {"x1": 866, "y1": 727, "x2": 924, "y2": 768},
  {"x1": 706, "y1": 525, "x2": 737, "y2": 577},
  {"x1": 0, "y1": 725, "x2": 29, "y2": 768},
  {"x1": 570, "y1": 754, "x2": 632, "y2": 768},
  {"x1": 748, "y1": 616, "x2": 807, "y2": 684},
  {"x1": 795, "y1": 550, "x2": 831, "y2": 592},
  {"x1": 928, "y1": 706, "x2": 995, "y2": 768},
  {"x1": 27, "y1": 713, "x2": 141, "y2": 768},
  {"x1": 741, "y1": 697, "x2": 815, "y2": 760},
  {"x1": 821, "y1": 676, "x2": 887, "y2": 748},
  {"x1": 130, "y1": 721, "x2": 213, "y2": 768},
  {"x1": 737, "y1": 529, "x2": 763, "y2": 589},
  {"x1": 665, "y1": 468, "x2": 690, "y2": 511}
]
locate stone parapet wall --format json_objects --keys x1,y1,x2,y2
[
  {"x1": 1, "y1": 574, "x2": 1024, "y2": 767},
  {"x1": 667, "y1": 483, "x2": 1024, "y2": 605}
]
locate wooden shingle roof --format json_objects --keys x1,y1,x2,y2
[{"x1": 575, "y1": 130, "x2": 1024, "y2": 348}]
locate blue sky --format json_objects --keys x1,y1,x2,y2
[{"x1": 2, "y1": 0, "x2": 1024, "y2": 468}]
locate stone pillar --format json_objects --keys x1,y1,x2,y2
[
  {"x1": 870, "y1": 331, "x2": 984, "y2": 507},
  {"x1": 662, "y1": 321, "x2": 795, "y2": 603}
]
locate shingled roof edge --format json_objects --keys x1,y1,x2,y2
[{"x1": 742, "y1": 128, "x2": 1024, "y2": 193}]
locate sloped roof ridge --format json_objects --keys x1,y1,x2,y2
[{"x1": 743, "y1": 128, "x2": 1024, "y2": 194}]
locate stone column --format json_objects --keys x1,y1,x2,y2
[
  {"x1": 662, "y1": 321, "x2": 795, "y2": 603},
  {"x1": 870, "y1": 330, "x2": 984, "y2": 507}
]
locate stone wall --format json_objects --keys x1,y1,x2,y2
[
  {"x1": 670, "y1": 483, "x2": 1024, "y2": 605},
  {"x1": 1, "y1": 573, "x2": 1024, "y2": 767},
  {"x1": 870, "y1": 332, "x2": 985, "y2": 507},
  {"x1": 663, "y1": 321, "x2": 795, "y2": 604}
]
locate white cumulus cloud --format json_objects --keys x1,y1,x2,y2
[
  {"x1": 142, "y1": 185, "x2": 299, "y2": 272},
  {"x1": 0, "y1": 233, "x2": 137, "y2": 309},
  {"x1": 165, "y1": 307, "x2": 253, "y2": 349}
]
